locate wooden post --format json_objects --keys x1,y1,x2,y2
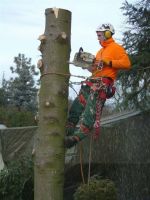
[{"x1": 35, "y1": 8, "x2": 71, "y2": 200}]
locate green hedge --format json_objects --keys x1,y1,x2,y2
[{"x1": 0, "y1": 106, "x2": 37, "y2": 127}]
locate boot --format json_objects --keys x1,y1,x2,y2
[{"x1": 65, "y1": 136, "x2": 80, "y2": 149}]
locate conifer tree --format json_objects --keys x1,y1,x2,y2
[
  {"x1": 116, "y1": 0, "x2": 150, "y2": 110},
  {"x1": 0, "y1": 74, "x2": 9, "y2": 107},
  {"x1": 8, "y1": 53, "x2": 39, "y2": 112}
]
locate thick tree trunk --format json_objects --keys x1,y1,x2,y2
[{"x1": 34, "y1": 8, "x2": 71, "y2": 200}]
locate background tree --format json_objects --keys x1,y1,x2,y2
[
  {"x1": 0, "y1": 74, "x2": 9, "y2": 107},
  {"x1": 8, "y1": 53, "x2": 39, "y2": 112},
  {"x1": 0, "y1": 54, "x2": 39, "y2": 127},
  {"x1": 116, "y1": 0, "x2": 150, "y2": 110}
]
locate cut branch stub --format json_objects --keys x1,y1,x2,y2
[
  {"x1": 38, "y1": 34, "x2": 47, "y2": 42},
  {"x1": 38, "y1": 34, "x2": 47, "y2": 53},
  {"x1": 56, "y1": 32, "x2": 67, "y2": 43},
  {"x1": 38, "y1": 45, "x2": 44, "y2": 53},
  {"x1": 37, "y1": 59, "x2": 44, "y2": 74}
]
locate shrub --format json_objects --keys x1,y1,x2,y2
[
  {"x1": 74, "y1": 178, "x2": 117, "y2": 200},
  {"x1": 0, "y1": 156, "x2": 33, "y2": 200}
]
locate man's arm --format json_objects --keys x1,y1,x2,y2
[{"x1": 103, "y1": 46, "x2": 131, "y2": 70}]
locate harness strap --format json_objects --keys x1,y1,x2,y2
[{"x1": 80, "y1": 77, "x2": 115, "y2": 139}]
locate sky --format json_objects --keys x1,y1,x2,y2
[{"x1": 0, "y1": 0, "x2": 133, "y2": 97}]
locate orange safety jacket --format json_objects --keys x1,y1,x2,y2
[{"x1": 92, "y1": 37, "x2": 131, "y2": 80}]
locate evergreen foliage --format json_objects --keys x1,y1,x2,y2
[
  {"x1": 116, "y1": 0, "x2": 150, "y2": 110},
  {"x1": 0, "y1": 75, "x2": 9, "y2": 107},
  {"x1": 0, "y1": 54, "x2": 39, "y2": 127},
  {"x1": 8, "y1": 53, "x2": 39, "y2": 112}
]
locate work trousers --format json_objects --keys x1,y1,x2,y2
[{"x1": 67, "y1": 77, "x2": 114, "y2": 140}]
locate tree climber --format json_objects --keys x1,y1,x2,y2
[{"x1": 65, "y1": 23, "x2": 131, "y2": 148}]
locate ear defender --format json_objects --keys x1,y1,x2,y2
[{"x1": 104, "y1": 31, "x2": 112, "y2": 39}]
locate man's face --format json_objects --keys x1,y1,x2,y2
[{"x1": 96, "y1": 31, "x2": 105, "y2": 42}]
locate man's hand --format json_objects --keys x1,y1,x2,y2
[
  {"x1": 102, "y1": 59, "x2": 112, "y2": 67},
  {"x1": 89, "y1": 59, "x2": 99, "y2": 72}
]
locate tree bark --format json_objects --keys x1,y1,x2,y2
[{"x1": 34, "y1": 8, "x2": 71, "y2": 200}]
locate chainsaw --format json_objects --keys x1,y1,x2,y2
[{"x1": 69, "y1": 47, "x2": 95, "y2": 69}]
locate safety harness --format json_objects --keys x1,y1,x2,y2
[{"x1": 79, "y1": 77, "x2": 116, "y2": 138}]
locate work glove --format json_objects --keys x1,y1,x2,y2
[{"x1": 102, "y1": 59, "x2": 112, "y2": 67}]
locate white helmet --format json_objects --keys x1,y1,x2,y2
[{"x1": 96, "y1": 23, "x2": 115, "y2": 35}]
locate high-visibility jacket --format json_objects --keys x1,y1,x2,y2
[{"x1": 92, "y1": 37, "x2": 131, "y2": 80}]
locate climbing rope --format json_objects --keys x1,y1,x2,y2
[
  {"x1": 79, "y1": 133, "x2": 93, "y2": 186},
  {"x1": 80, "y1": 134, "x2": 93, "y2": 186},
  {"x1": 79, "y1": 132, "x2": 94, "y2": 185},
  {"x1": 40, "y1": 71, "x2": 87, "y2": 95},
  {"x1": 39, "y1": 66, "x2": 150, "y2": 97},
  {"x1": 79, "y1": 142, "x2": 85, "y2": 184},
  {"x1": 39, "y1": 65, "x2": 150, "y2": 81},
  {"x1": 87, "y1": 133, "x2": 93, "y2": 186},
  {"x1": 40, "y1": 71, "x2": 88, "y2": 80}
]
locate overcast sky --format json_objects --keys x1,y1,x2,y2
[{"x1": 0, "y1": 0, "x2": 133, "y2": 96}]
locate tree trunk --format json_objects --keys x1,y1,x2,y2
[{"x1": 34, "y1": 8, "x2": 71, "y2": 200}]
